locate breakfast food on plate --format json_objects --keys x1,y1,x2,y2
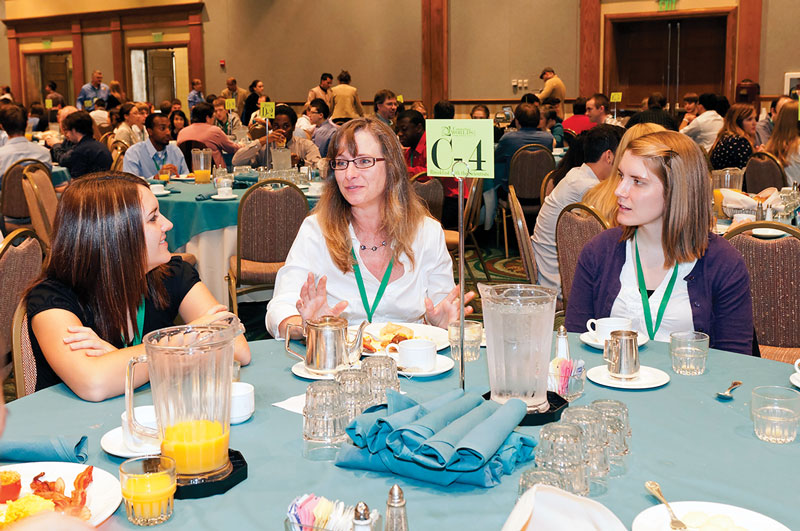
[
  {"x1": 2, "y1": 494, "x2": 56, "y2": 525},
  {"x1": 0, "y1": 472, "x2": 21, "y2": 503},
  {"x1": 27, "y1": 466, "x2": 94, "y2": 521},
  {"x1": 680, "y1": 511, "x2": 749, "y2": 531},
  {"x1": 362, "y1": 323, "x2": 415, "y2": 353}
]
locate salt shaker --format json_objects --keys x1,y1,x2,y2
[
  {"x1": 756, "y1": 201, "x2": 765, "y2": 221},
  {"x1": 554, "y1": 325, "x2": 571, "y2": 360},
  {"x1": 385, "y1": 484, "x2": 408, "y2": 531},
  {"x1": 353, "y1": 501, "x2": 372, "y2": 531}
]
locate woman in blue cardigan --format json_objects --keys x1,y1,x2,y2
[{"x1": 565, "y1": 131, "x2": 754, "y2": 355}]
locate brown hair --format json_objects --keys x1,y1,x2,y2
[
  {"x1": 711, "y1": 103, "x2": 756, "y2": 152},
  {"x1": 765, "y1": 101, "x2": 800, "y2": 167},
  {"x1": 583, "y1": 123, "x2": 666, "y2": 226},
  {"x1": 316, "y1": 117, "x2": 428, "y2": 273},
  {"x1": 620, "y1": 131, "x2": 712, "y2": 267},
  {"x1": 27, "y1": 172, "x2": 169, "y2": 346}
]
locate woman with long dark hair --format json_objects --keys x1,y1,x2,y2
[
  {"x1": 25, "y1": 172, "x2": 250, "y2": 401},
  {"x1": 168, "y1": 109, "x2": 188, "y2": 140},
  {"x1": 242, "y1": 79, "x2": 267, "y2": 126}
]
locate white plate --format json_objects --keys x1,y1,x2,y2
[
  {"x1": 790, "y1": 372, "x2": 800, "y2": 389},
  {"x1": 580, "y1": 331, "x2": 649, "y2": 350},
  {"x1": 632, "y1": 500, "x2": 790, "y2": 530},
  {"x1": 152, "y1": 190, "x2": 171, "y2": 197},
  {"x1": 290, "y1": 361, "x2": 335, "y2": 380},
  {"x1": 752, "y1": 227, "x2": 786, "y2": 239},
  {"x1": 586, "y1": 365, "x2": 669, "y2": 389},
  {"x1": 393, "y1": 354, "x2": 454, "y2": 377},
  {"x1": 350, "y1": 322, "x2": 449, "y2": 354},
  {"x1": 100, "y1": 426, "x2": 159, "y2": 458},
  {"x1": 0, "y1": 462, "x2": 122, "y2": 527},
  {"x1": 174, "y1": 174, "x2": 195, "y2": 181},
  {"x1": 211, "y1": 194, "x2": 237, "y2": 201}
]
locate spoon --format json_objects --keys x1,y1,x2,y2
[
  {"x1": 645, "y1": 481, "x2": 687, "y2": 530},
  {"x1": 716, "y1": 380, "x2": 743, "y2": 400}
]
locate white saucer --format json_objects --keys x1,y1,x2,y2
[
  {"x1": 290, "y1": 361, "x2": 335, "y2": 380},
  {"x1": 790, "y1": 372, "x2": 800, "y2": 389},
  {"x1": 100, "y1": 426, "x2": 160, "y2": 458},
  {"x1": 586, "y1": 365, "x2": 669, "y2": 389},
  {"x1": 632, "y1": 500, "x2": 790, "y2": 530},
  {"x1": 394, "y1": 354, "x2": 454, "y2": 377},
  {"x1": 211, "y1": 194, "x2": 237, "y2": 201},
  {"x1": 580, "y1": 331, "x2": 649, "y2": 350},
  {"x1": 152, "y1": 190, "x2": 171, "y2": 197},
  {"x1": 752, "y1": 227, "x2": 786, "y2": 239}
]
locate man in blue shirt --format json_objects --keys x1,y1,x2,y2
[
  {"x1": 187, "y1": 79, "x2": 204, "y2": 110},
  {"x1": 123, "y1": 113, "x2": 189, "y2": 179},
  {"x1": 309, "y1": 98, "x2": 337, "y2": 158},
  {"x1": 76, "y1": 70, "x2": 109, "y2": 111},
  {"x1": 493, "y1": 102, "x2": 555, "y2": 192},
  {"x1": 0, "y1": 103, "x2": 52, "y2": 188}
]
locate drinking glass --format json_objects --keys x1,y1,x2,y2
[
  {"x1": 534, "y1": 423, "x2": 588, "y2": 496},
  {"x1": 362, "y1": 356, "x2": 400, "y2": 406},
  {"x1": 302, "y1": 381, "x2": 348, "y2": 460},
  {"x1": 670, "y1": 331, "x2": 709, "y2": 375},
  {"x1": 448, "y1": 320, "x2": 482, "y2": 362},
  {"x1": 334, "y1": 368, "x2": 370, "y2": 424},
  {"x1": 751, "y1": 386, "x2": 800, "y2": 444},
  {"x1": 191, "y1": 149, "x2": 212, "y2": 183},
  {"x1": 232, "y1": 359, "x2": 241, "y2": 382},
  {"x1": 561, "y1": 407, "x2": 609, "y2": 480},
  {"x1": 548, "y1": 367, "x2": 586, "y2": 402},
  {"x1": 157, "y1": 167, "x2": 171, "y2": 183},
  {"x1": 120, "y1": 456, "x2": 176, "y2": 526},
  {"x1": 518, "y1": 467, "x2": 563, "y2": 498},
  {"x1": 591, "y1": 399, "x2": 631, "y2": 438}
]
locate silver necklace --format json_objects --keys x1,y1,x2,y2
[{"x1": 359, "y1": 240, "x2": 387, "y2": 252}]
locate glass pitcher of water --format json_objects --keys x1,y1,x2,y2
[
  {"x1": 478, "y1": 284, "x2": 557, "y2": 413},
  {"x1": 125, "y1": 316, "x2": 243, "y2": 485}
]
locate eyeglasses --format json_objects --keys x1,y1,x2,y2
[{"x1": 329, "y1": 157, "x2": 386, "y2": 170}]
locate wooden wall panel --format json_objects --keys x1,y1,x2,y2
[{"x1": 580, "y1": 0, "x2": 601, "y2": 96}]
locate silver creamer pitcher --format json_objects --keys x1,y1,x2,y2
[
  {"x1": 603, "y1": 330, "x2": 640, "y2": 379},
  {"x1": 286, "y1": 316, "x2": 367, "y2": 374}
]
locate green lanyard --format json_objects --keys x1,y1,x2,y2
[
  {"x1": 350, "y1": 248, "x2": 393, "y2": 323},
  {"x1": 122, "y1": 299, "x2": 146, "y2": 347},
  {"x1": 634, "y1": 233, "x2": 679, "y2": 341}
]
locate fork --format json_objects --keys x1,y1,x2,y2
[{"x1": 645, "y1": 481, "x2": 687, "y2": 530}]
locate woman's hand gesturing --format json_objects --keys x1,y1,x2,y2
[
  {"x1": 296, "y1": 273, "x2": 348, "y2": 325},
  {"x1": 424, "y1": 285, "x2": 475, "y2": 329}
]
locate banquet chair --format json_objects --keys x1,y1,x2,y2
[
  {"x1": 446, "y1": 178, "x2": 491, "y2": 285},
  {"x1": 248, "y1": 124, "x2": 267, "y2": 141},
  {"x1": 556, "y1": 202, "x2": 609, "y2": 306},
  {"x1": 410, "y1": 171, "x2": 427, "y2": 182},
  {"x1": 0, "y1": 229, "x2": 43, "y2": 391},
  {"x1": 227, "y1": 179, "x2": 309, "y2": 315},
  {"x1": 540, "y1": 170, "x2": 556, "y2": 202},
  {"x1": 562, "y1": 129, "x2": 577, "y2": 148},
  {"x1": 99, "y1": 131, "x2": 115, "y2": 150},
  {"x1": 412, "y1": 178, "x2": 444, "y2": 220},
  {"x1": 508, "y1": 186, "x2": 537, "y2": 284},
  {"x1": 0, "y1": 159, "x2": 49, "y2": 234},
  {"x1": 97, "y1": 123, "x2": 114, "y2": 138},
  {"x1": 21, "y1": 166, "x2": 58, "y2": 253},
  {"x1": 11, "y1": 302, "x2": 35, "y2": 398},
  {"x1": 744, "y1": 152, "x2": 786, "y2": 194},
  {"x1": 110, "y1": 140, "x2": 128, "y2": 172},
  {"x1": 497, "y1": 144, "x2": 555, "y2": 257},
  {"x1": 724, "y1": 221, "x2": 800, "y2": 362},
  {"x1": 178, "y1": 140, "x2": 207, "y2": 172}
]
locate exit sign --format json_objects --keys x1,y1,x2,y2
[{"x1": 658, "y1": 0, "x2": 677, "y2": 10}]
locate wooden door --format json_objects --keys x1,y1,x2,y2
[
  {"x1": 40, "y1": 53, "x2": 73, "y2": 105},
  {"x1": 146, "y1": 49, "x2": 175, "y2": 105}
]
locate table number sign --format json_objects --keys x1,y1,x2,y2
[
  {"x1": 42, "y1": 39, "x2": 52, "y2": 49},
  {"x1": 225, "y1": 98, "x2": 236, "y2": 111},
  {"x1": 397, "y1": 94, "x2": 404, "y2": 103},
  {"x1": 45, "y1": 99, "x2": 53, "y2": 109},
  {"x1": 259, "y1": 102, "x2": 275, "y2": 120},
  {"x1": 610, "y1": 92, "x2": 623, "y2": 103},
  {"x1": 152, "y1": 32, "x2": 164, "y2": 43},
  {"x1": 425, "y1": 119, "x2": 494, "y2": 179}
]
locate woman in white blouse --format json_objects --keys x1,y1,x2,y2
[{"x1": 266, "y1": 117, "x2": 473, "y2": 339}]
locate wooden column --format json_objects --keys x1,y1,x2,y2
[
  {"x1": 421, "y1": 0, "x2": 448, "y2": 110},
  {"x1": 737, "y1": 0, "x2": 761, "y2": 85},
  {"x1": 7, "y1": 28, "x2": 21, "y2": 101},
  {"x1": 110, "y1": 17, "x2": 125, "y2": 89},
  {"x1": 187, "y1": 11, "x2": 205, "y2": 87},
  {"x1": 579, "y1": 0, "x2": 601, "y2": 97},
  {"x1": 71, "y1": 21, "x2": 85, "y2": 100}
]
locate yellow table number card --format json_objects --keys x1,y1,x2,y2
[
  {"x1": 397, "y1": 94, "x2": 404, "y2": 103},
  {"x1": 225, "y1": 98, "x2": 236, "y2": 111},
  {"x1": 610, "y1": 92, "x2": 623, "y2": 103},
  {"x1": 425, "y1": 119, "x2": 494, "y2": 179},
  {"x1": 45, "y1": 99, "x2": 53, "y2": 109},
  {"x1": 259, "y1": 101, "x2": 275, "y2": 120}
]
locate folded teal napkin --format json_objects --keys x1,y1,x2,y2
[
  {"x1": 385, "y1": 393, "x2": 484, "y2": 460},
  {"x1": 345, "y1": 391, "x2": 417, "y2": 448},
  {"x1": 0, "y1": 436, "x2": 88, "y2": 463},
  {"x1": 195, "y1": 193, "x2": 214, "y2": 201}
]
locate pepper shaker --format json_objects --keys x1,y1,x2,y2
[
  {"x1": 385, "y1": 484, "x2": 408, "y2": 531},
  {"x1": 353, "y1": 501, "x2": 372, "y2": 531},
  {"x1": 554, "y1": 325, "x2": 571, "y2": 360}
]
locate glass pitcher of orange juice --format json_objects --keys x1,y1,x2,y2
[
  {"x1": 191, "y1": 148, "x2": 212, "y2": 184},
  {"x1": 125, "y1": 316, "x2": 243, "y2": 485}
]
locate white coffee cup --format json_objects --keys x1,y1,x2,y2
[
  {"x1": 120, "y1": 405, "x2": 160, "y2": 453},
  {"x1": 794, "y1": 358, "x2": 800, "y2": 374},
  {"x1": 386, "y1": 339, "x2": 436, "y2": 372},
  {"x1": 219, "y1": 186, "x2": 234, "y2": 197},
  {"x1": 230, "y1": 382, "x2": 255, "y2": 424},
  {"x1": 587, "y1": 317, "x2": 633, "y2": 342},
  {"x1": 150, "y1": 183, "x2": 165, "y2": 194}
]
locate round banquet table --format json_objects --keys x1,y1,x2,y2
[
  {"x1": 156, "y1": 180, "x2": 318, "y2": 303},
  {"x1": 3, "y1": 335, "x2": 797, "y2": 529}
]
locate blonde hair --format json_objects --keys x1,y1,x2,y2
[
  {"x1": 582, "y1": 123, "x2": 666, "y2": 226},
  {"x1": 765, "y1": 101, "x2": 800, "y2": 167},
  {"x1": 316, "y1": 117, "x2": 428, "y2": 273},
  {"x1": 620, "y1": 131, "x2": 712, "y2": 267},
  {"x1": 711, "y1": 103, "x2": 756, "y2": 152}
]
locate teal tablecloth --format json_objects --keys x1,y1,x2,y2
[
  {"x1": 51, "y1": 165, "x2": 70, "y2": 186},
  {"x1": 4, "y1": 335, "x2": 798, "y2": 529}
]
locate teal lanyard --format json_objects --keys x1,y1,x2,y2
[
  {"x1": 634, "y1": 232, "x2": 679, "y2": 341},
  {"x1": 122, "y1": 299, "x2": 146, "y2": 347},
  {"x1": 350, "y1": 248, "x2": 393, "y2": 323}
]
